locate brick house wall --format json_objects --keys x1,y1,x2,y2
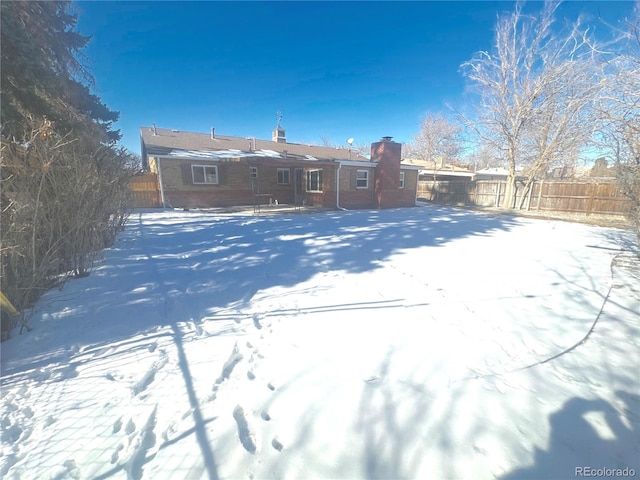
[
  {"x1": 152, "y1": 156, "x2": 343, "y2": 208},
  {"x1": 338, "y1": 165, "x2": 376, "y2": 209},
  {"x1": 154, "y1": 158, "x2": 254, "y2": 208},
  {"x1": 147, "y1": 139, "x2": 417, "y2": 210},
  {"x1": 398, "y1": 169, "x2": 419, "y2": 207}
]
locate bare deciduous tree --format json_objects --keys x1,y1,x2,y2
[
  {"x1": 596, "y1": 2, "x2": 640, "y2": 239},
  {"x1": 403, "y1": 112, "x2": 463, "y2": 166},
  {"x1": 461, "y1": 1, "x2": 603, "y2": 208}
]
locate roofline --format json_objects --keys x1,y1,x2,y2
[
  {"x1": 152, "y1": 154, "x2": 337, "y2": 165},
  {"x1": 419, "y1": 169, "x2": 475, "y2": 177},
  {"x1": 338, "y1": 160, "x2": 377, "y2": 167}
]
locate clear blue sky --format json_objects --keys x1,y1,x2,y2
[{"x1": 76, "y1": 1, "x2": 634, "y2": 156}]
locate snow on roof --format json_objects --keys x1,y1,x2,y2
[
  {"x1": 140, "y1": 126, "x2": 370, "y2": 162},
  {"x1": 419, "y1": 169, "x2": 475, "y2": 177},
  {"x1": 476, "y1": 168, "x2": 510, "y2": 176}
]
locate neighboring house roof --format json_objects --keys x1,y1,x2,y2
[
  {"x1": 403, "y1": 158, "x2": 475, "y2": 177},
  {"x1": 475, "y1": 167, "x2": 510, "y2": 177},
  {"x1": 419, "y1": 169, "x2": 476, "y2": 178},
  {"x1": 140, "y1": 126, "x2": 370, "y2": 163}
]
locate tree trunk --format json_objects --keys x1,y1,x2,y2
[{"x1": 502, "y1": 174, "x2": 517, "y2": 209}]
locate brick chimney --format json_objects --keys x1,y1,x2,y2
[{"x1": 371, "y1": 136, "x2": 402, "y2": 209}]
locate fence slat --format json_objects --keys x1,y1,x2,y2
[{"x1": 128, "y1": 173, "x2": 162, "y2": 208}]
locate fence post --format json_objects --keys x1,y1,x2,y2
[
  {"x1": 495, "y1": 181, "x2": 501, "y2": 207},
  {"x1": 536, "y1": 180, "x2": 544, "y2": 211},
  {"x1": 586, "y1": 182, "x2": 597, "y2": 216}
]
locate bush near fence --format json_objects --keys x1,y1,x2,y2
[{"x1": 417, "y1": 179, "x2": 633, "y2": 216}]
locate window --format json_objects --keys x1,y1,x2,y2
[
  {"x1": 192, "y1": 165, "x2": 218, "y2": 184},
  {"x1": 306, "y1": 169, "x2": 323, "y2": 192},
  {"x1": 277, "y1": 168, "x2": 290, "y2": 185},
  {"x1": 356, "y1": 170, "x2": 369, "y2": 188},
  {"x1": 250, "y1": 166, "x2": 258, "y2": 178},
  {"x1": 399, "y1": 171, "x2": 406, "y2": 189}
]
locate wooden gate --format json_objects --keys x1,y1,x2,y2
[{"x1": 129, "y1": 173, "x2": 162, "y2": 208}]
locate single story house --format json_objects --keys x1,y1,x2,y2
[
  {"x1": 475, "y1": 167, "x2": 510, "y2": 181},
  {"x1": 140, "y1": 125, "x2": 420, "y2": 210},
  {"x1": 402, "y1": 158, "x2": 476, "y2": 181}
]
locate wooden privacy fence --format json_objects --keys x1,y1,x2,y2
[
  {"x1": 128, "y1": 173, "x2": 162, "y2": 208},
  {"x1": 418, "y1": 179, "x2": 633, "y2": 216}
]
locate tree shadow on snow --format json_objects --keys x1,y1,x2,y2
[
  {"x1": 0, "y1": 205, "x2": 518, "y2": 479},
  {"x1": 1, "y1": 205, "x2": 520, "y2": 371}
]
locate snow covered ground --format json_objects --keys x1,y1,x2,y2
[{"x1": 1, "y1": 205, "x2": 638, "y2": 480}]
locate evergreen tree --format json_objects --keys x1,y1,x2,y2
[
  {"x1": 1, "y1": 1, "x2": 120, "y2": 142},
  {"x1": 1, "y1": 1, "x2": 132, "y2": 334}
]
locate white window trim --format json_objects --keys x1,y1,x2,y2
[
  {"x1": 356, "y1": 169, "x2": 369, "y2": 189},
  {"x1": 306, "y1": 169, "x2": 323, "y2": 193},
  {"x1": 250, "y1": 166, "x2": 258, "y2": 178},
  {"x1": 192, "y1": 164, "x2": 219, "y2": 184},
  {"x1": 277, "y1": 168, "x2": 290, "y2": 185},
  {"x1": 400, "y1": 171, "x2": 406, "y2": 189}
]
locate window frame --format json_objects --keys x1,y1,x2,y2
[
  {"x1": 356, "y1": 169, "x2": 369, "y2": 189},
  {"x1": 399, "y1": 171, "x2": 406, "y2": 189},
  {"x1": 277, "y1": 168, "x2": 291, "y2": 185},
  {"x1": 306, "y1": 169, "x2": 323, "y2": 192},
  {"x1": 249, "y1": 166, "x2": 258, "y2": 178},
  {"x1": 192, "y1": 164, "x2": 219, "y2": 185}
]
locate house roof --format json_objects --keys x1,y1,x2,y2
[
  {"x1": 475, "y1": 167, "x2": 510, "y2": 177},
  {"x1": 140, "y1": 126, "x2": 370, "y2": 163},
  {"x1": 419, "y1": 169, "x2": 476, "y2": 178},
  {"x1": 402, "y1": 158, "x2": 475, "y2": 177}
]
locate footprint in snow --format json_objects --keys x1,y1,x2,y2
[
  {"x1": 110, "y1": 443, "x2": 124, "y2": 464},
  {"x1": 62, "y1": 459, "x2": 80, "y2": 479},
  {"x1": 113, "y1": 417, "x2": 123, "y2": 434},
  {"x1": 233, "y1": 405, "x2": 258, "y2": 454},
  {"x1": 216, "y1": 343, "x2": 244, "y2": 384},
  {"x1": 271, "y1": 437, "x2": 284, "y2": 452},
  {"x1": 125, "y1": 419, "x2": 136, "y2": 435},
  {"x1": 253, "y1": 313, "x2": 263, "y2": 330}
]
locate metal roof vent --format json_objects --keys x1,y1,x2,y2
[
  {"x1": 152, "y1": 123, "x2": 157, "y2": 135},
  {"x1": 211, "y1": 127, "x2": 215, "y2": 139},
  {"x1": 381, "y1": 136, "x2": 393, "y2": 142}
]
